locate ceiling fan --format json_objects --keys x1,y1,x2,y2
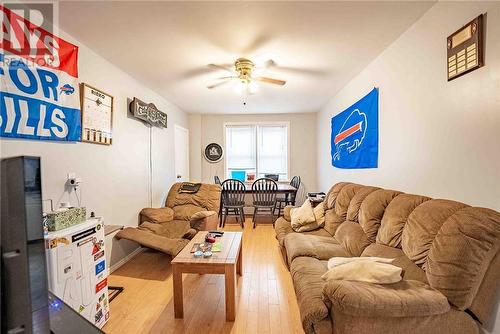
[{"x1": 207, "y1": 58, "x2": 286, "y2": 93}]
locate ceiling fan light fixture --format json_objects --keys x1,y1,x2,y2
[
  {"x1": 248, "y1": 81, "x2": 258, "y2": 94},
  {"x1": 234, "y1": 80, "x2": 247, "y2": 95}
]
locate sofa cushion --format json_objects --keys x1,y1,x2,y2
[
  {"x1": 358, "y1": 189, "x2": 402, "y2": 243},
  {"x1": 426, "y1": 206, "x2": 500, "y2": 310},
  {"x1": 402, "y1": 199, "x2": 468, "y2": 268},
  {"x1": 361, "y1": 243, "x2": 427, "y2": 283},
  {"x1": 139, "y1": 207, "x2": 174, "y2": 224},
  {"x1": 323, "y1": 279, "x2": 450, "y2": 317},
  {"x1": 290, "y1": 257, "x2": 330, "y2": 334},
  {"x1": 166, "y1": 182, "x2": 221, "y2": 212},
  {"x1": 323, "y1": 209, "x2": 345, "y2": 236},
  {"x1": 274, "y1": 217, "x2": 332, "y2": 247},
  {"x1": 330, "y1": 307, "x2": 479, "y2": 334},
  {"x1": 284, "y1": 233, "x2": 348, "y2": 265},
  {"x1": 334, "y1": 221, "x2": 371, "y2": 256},
  {"x1": 376, "y1": 194, "x2": 431, "y2": 248},
  {"x1": 346, "y1": 186, "x2": 380, "y2": 222}
]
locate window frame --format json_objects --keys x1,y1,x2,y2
[{"x1": 223, "y1": 121, "x2": 290, "y2": 182}]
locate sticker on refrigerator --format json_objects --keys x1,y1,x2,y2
[
  {"x1": 95, "y1": 260, "x2": 106, "y2": 275},
  {"x1": 96, "y1": 278, "x2": 107, "y2": 293},
  {"x1": 92, "y1": 239, "x2": 104, "y2": 255},
  {"x1": 72, "y1": 227, "x2": 97, "y2": 243},
  {"x1": 95, "y1": 309, "x2": 103, "y2": 323},
  {"x1": 94, "y1": 250, "x2": 105, "y2": 261}
]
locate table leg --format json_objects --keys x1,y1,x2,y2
[
  {"x1": 225, "y1": 264, "x2": 237, "y2": 321},
  {"x1": 173, "y1": 264, "x2": 183, "y2": 318},
  {"x1": 237, "y1": 242, "x2": 243, "y2": 276}
]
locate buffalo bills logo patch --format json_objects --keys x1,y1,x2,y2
[
  {"x1": 60, "y1": 84, "x2": 75, "y2": 95},
  {"x1": 331, "y1": 88, "x2": 378, "y2": 169}
]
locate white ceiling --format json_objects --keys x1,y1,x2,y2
[{"x1": 59, "y1": 1, "x2": 434, "y2": 114}]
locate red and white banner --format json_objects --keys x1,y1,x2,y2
[{"x1": 1, "y1": 5, "x2": 81, "y2": 141}]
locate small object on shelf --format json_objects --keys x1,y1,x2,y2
[
  {"x1": 203, "y1": 251, "x2": 213, "y2": 258},
  {"x1": 46, "y1": 207, "x2": 86, "y2": 231},
  {"x1": 193, "y1": 250, "x2": 203, "y2": 257},
  {"x1": 212, "y1": 242, "x2": 221, "y2": 252},
  {"x1": 308, "y1": 192, "x2": 326, "y2": 203},
  {"x1": 208, "y1": 231, "x2": 224, "y2": 237},
  {"x1": 205, "y1": 234, "x2": 216, "y2": 243}
]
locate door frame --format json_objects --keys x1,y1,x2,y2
[{"x1": 174, "y1": 124, "x2": 190, "y2": 182}]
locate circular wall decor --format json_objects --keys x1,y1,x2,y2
[{"x1": 204, "y1": 143, "x2": 224, "y2": 163}]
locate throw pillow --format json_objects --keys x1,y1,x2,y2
[
  {"x1": 291, "y1": 200, "x2": 316, "y2": 231},
  {"x1": 313, "y1": 202, "x2": 325, "y2": 227}
]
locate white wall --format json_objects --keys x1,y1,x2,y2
[
  {"x1": 189, "y1": 112, "x2": 318, "y2": 196},
  {"x1": 317, "y1": 1, "x2": 500, "y2": 212},
  {"x1": 0, "y1": 29, "x2": 188, "y2": 267},
  {"x1": 316, "y1": 2, "x2": 500, "y2": 333}
]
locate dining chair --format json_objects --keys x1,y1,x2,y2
[
  {"x1": 251, "y1": 178, "x2": 278, "y2": 228},
  {"x1": 274, "y1": 176, "x2": 301, "y2": 217},
  {"x1": 264, "y1": 174, "x2": 279, "y2": 181},
  {"x1": 220, "y1": 179, "x2": 246, "y2": 228},
  {"x1": 214, "y1": 175, "x2": 222, "y2": 225}
]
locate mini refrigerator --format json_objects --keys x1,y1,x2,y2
[{"x1": 45, "y1": 218, "x2": 109, "y2": 329}]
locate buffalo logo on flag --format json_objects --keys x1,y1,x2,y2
[{"x1": 331, "y1": 88, "x2": 378, "y2": 169}]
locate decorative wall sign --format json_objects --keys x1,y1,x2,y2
[
  {"x1": 447, "y1": 14, "x2": 484, "y2": 81},
  {"x1": 0, "y1": 5, "x2": 81, "y2": 141},
  {"x1": 81, "y1": 83, "x2": 113, "y2": 145},
  {"x1": 204, "y1": 143, "x2": 224, "y2": 163},
  {"x1": 129, "y1": 97, "x2": 167, "y2": 128},
  {"x1": 331, "y1": 88, "x2": 378, "y2": 169}
]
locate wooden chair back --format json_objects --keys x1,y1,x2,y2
[
  {"x1": 221, "y1": 179, "x2": 246, "y2": 206},
  {"x1": 252, "y1": 178, "x2": 277, "y2": 206}
]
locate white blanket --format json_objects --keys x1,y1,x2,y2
[{"x1": 322, "y1": 257, "x2": 402, "y2": 284}]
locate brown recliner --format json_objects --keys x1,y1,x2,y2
[{"x1": 116, "y1": 182, "x2": 221, "y2": 256}]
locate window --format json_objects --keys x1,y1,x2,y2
[{"x1": 225, "y1": 123, "x2": 288, "y2": 181}]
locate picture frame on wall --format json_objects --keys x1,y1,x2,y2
[{"x1": 80, "y1": 83, "x2": 114, "y2": 145}]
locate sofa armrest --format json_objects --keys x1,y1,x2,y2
[
  {"x1": 190, "y1": 211, "x2": 218, "y2": 231},
  {"x1": 283, "y1": 205, "x2": 296, "y2": 222},
  {"x1": 139, "y1": 207, "x2": 174, "y2": 224},
  {"x1": 323, "y1": 279, "x2": 450, "y2": 317}
]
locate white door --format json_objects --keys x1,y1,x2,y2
[{"x1": 174, "y1": 125, "x2": 189, "y2": 182}]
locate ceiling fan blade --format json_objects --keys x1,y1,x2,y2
[
  {"x1": 207, "y1": 79, "x2": 232, "y2": 89},
  {"x1": 255, "y1": 76, "x2": 286, "y2": 86},
  {"x1": 208, "y1": 63, "x2": 234, "y2": 73}
]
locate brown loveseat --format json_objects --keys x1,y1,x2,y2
[
  {"x1": 274, "y1": 182, "x2": 500, "y2": 334},
  {"x1": 117, "y1": 182, "x2": 221, "y2": 256}
]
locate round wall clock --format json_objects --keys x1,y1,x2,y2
[{"x1": 204, "y1": 143, "x2": 224, "y2": 163}]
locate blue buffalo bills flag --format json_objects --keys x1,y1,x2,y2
[{"x1": 331, "y1": 88, "x2": 378, "y2": 168}]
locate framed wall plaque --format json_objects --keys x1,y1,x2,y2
[
  {"x1": 447, "y1": 14, "x2": 484, "y2": 81},
  {"x1": 80, "y1": 83, "x2": 114, "y2": 145},
  {"x1": 204, "y1": 143, "x2": 224, "y2": 163}
]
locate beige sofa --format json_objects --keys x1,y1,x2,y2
[
  {"x1": 274, "y1": 182, "x2": 500, "y2": 334},
  {"x1": 117, "y1": 182, "x2": 221, "y2": 256}
]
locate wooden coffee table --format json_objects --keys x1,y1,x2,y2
[{"x1": 171, "y1": 231, "x2": 243, "y2": 321}]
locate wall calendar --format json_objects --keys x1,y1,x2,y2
[
  {"x1": 80, "y1": 83, "x2": 114, "y2": 145},
  {"x1": 447, "y1": 14, "x2": 484, "y2": 81}
]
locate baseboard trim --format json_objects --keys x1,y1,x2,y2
[{"x1": 109, "y1": 247, "x2": 145, "y2": 273}]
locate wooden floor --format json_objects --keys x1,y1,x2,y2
[{"x1": 103, "y1": 219, "x2": 305, "y2": 334}]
